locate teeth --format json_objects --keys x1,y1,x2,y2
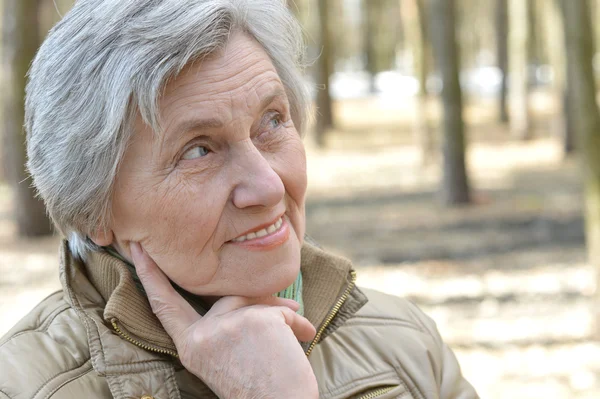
[
  {"x1": 255, "y1": 228, "x2": 268, "y2": 238},
  {"x1": 233, "y1": 217, "x2": 283, "y2": 242}
]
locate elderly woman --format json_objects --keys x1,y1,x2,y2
[{"x1": 0, "y1": 1, "x2": 477, "y2": 398}]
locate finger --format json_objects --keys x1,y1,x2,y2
[
  {"x1": 276, "y1": 307, "x2": 317, "y2": 343},
  {"x1": 271, "y1": 298, "x2": 301, "y2": 312},
  {"x1": 210, "y1": 295, "x2": 300, "y2": 316},
  {"x1": 130, "y1": 242, "x2": 199, "y2": 340}
]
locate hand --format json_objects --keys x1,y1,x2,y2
[{"x1": 130, "y1": 242, "x2": 319, "y2": 399}]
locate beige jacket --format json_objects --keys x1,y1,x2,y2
[{"x1": 0, "y1": 241, "x2": 477, "y2": 399}]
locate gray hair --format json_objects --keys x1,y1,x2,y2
[{"x1": 25, "y1": 0, "x2": 310, "y2": 259}]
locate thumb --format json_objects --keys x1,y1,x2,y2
[{"x1": 130, "y1": 242, "x2": 199, "y2": 341}]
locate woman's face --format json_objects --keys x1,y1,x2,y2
[{"x1": 94, "y1": 32, "x2": 307, "y2": 298}]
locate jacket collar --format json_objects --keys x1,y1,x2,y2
[{"x1": 61, "y1": 240, "x2": 367, "y2": 357}]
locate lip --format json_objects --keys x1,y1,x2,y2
[{"x1": 229, "y1": 214, "x2": 290, "y2": 251}]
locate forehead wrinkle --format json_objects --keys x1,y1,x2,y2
[
  {"x1": 160, "y1": 65, "x2": 278, "y2": 128},
  {"x1": 153, "y1": 35, "x2": 284, "y2": 155},
  {"x1": 158, "y1": 48, "x2": 270, "y2": 112},
  {"x1": 158, "y1": 95, "x2": 224, "y2": 150},
  {"x1": 224, "y1": 71, "x2": 286, "y2": 120},
  {"x1": 160, "y1": 74, "x2": 284, "y2": 149},
  {"x1": 235, "y1": 78, "x2": 274, "y2": 120},
  {"x1": 198, "y1": 49, "x2": 269, "y2": 91}
]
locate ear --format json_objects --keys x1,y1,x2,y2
[{"x1": 89, "y1": 228, "x2": 115, "y2": 247}]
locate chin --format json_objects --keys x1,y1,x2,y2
[
  {"x1": 254, "y1": 239, "x2": 302, "y2": 297},
  {"x1": 221, "y1": 228, "x2": 302, "y2": 298}
]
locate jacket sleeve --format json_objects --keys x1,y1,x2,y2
[
  {"x1": 406, "y1": 300, "x2": 479, "y2": 399},
  {"x1": 0, "y1": 292, "x2": 111, "y2": 399}
]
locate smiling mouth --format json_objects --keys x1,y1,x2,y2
[{"x1": 231, "y1": 216, "x2": 285, "y2": 243}]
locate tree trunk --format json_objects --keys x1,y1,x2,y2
[
  {"x1": 561, "y1": 85, "x2": 576, "y2": 154},
  {"x1": 595, "y1": 0, "x2": 600, "y2": 82},
  {"x1": 528, "y1": 0, "x2": 540, "y2": 64},
  {"x1": 364, "y1": 0, "x2": 377, "y2": 93},
  {"x1": 428, "y1": 0, "x2": 471, "y2": 205},
  {"x1": 402, "y1": 0, "x2": 434, "y2": 166},
  {"x1": 508, "y1": 0, "x2": 532, "y2": 140},
  {"x1": 495, "y1": 0, "x2": 509, "y2": 123},
  {"x1": 2, "y1": 0, "x2": 53, "y2": 236},
  {"x1": 315, "y1": 0, "x2": 334, "y2": 148},
  {"x1": 287, "y1": 0, "x2": 300, "y2": 18},
  {"x1": 560, "y1": 0, "x2": 600, "y2": 336},
  {"x1": 39, "y1": 0, "x2": 74, "y2": 31},
  {"x1": 287, "y1": 0, "x2": 298, "y2": 12},
  {"x1": 541, "y1": 0, "x2": 574, "y2": 155}
]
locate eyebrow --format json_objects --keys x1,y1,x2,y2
[{"x1": 164, "y1": 87, "x2": 288, "y2": 147}]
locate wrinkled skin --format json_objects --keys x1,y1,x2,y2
[
  {"x1": 93, "y1": 33, "x2": 307, "y2": 299},
  {"x1": 131, "y1": 242, "x2": 318, "y2": 399},
  {"x1": 92, "y1": 32, "x2": 318, "y2": 398}
]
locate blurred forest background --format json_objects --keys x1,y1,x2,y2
[{"x1": 1, "y1": 0, "x2": 600, "y2": 398}]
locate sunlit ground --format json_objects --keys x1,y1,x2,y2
[
  {"x1": 303, "y1": 89, "x2": 598, "y2": 398},
  {"x1": 1, "y1": 89, "x2": 598, "y2": 398}
]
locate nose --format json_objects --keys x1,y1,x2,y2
[{"x1": 230, "y1": 140, "x2": 285, "y2": 210}]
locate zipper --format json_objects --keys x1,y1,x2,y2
[
  {"x1": 355, "y1": 386, "x2": 397, "y2": 399},
  {"x1": 111, "y1": 319, "x2": 179, "y2": 358},
  {"x1": 305, "y1": 270, "x2": 357, "y2": 357}
]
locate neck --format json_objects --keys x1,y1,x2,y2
[{"x1": 102, "y1": 245, "x2": 304, "y2": 315}]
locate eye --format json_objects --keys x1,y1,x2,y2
[
  {"x1": 268, "y1": 115, "x2": 282, "y2": 129},
  {"x1": 182, "y1": 145, "x2": 210, "y2": 160},
  {"x1": 263, "y1": 112, "x2": 285, "y2": 132}
]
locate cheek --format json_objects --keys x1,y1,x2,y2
[
  {"x1": 290, "y1": 147, "x2": 308, "y2": 205},
  {"x1": 112, "y1": 172, "x2": 223, "y2": 252},
  {"x1": 270, "y1": 138, "x2": 307, "y2": 236},
  {"x1": 146, "y1": 176, "x2": 220, "y2": 244},
  {"x1": 111, "y1": 178, "x2": 162, "y2": 238},
  {"x1": 274, "y1": 137, "x2": 307, "y2": 200}
]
